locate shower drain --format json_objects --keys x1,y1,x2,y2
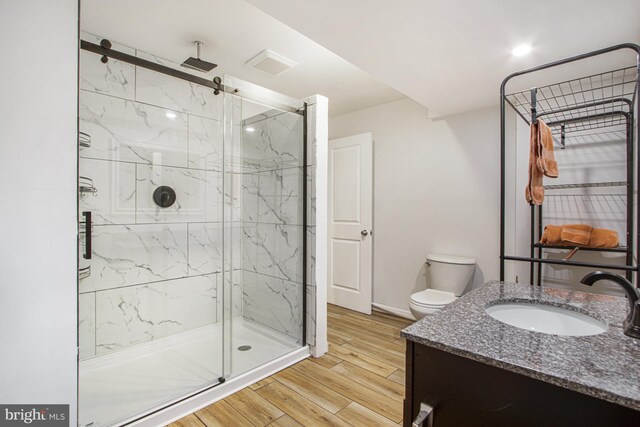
[{"x1": 237, "y1": 345, "x2": 252, "y2": 351}]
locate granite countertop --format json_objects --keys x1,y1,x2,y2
[{"x1": 401, "y1": 280, "x2": 640, "y2": 411}]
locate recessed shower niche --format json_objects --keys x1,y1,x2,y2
[{"x1": 77, "y1": 32, "x2": 316, "y2": 426}]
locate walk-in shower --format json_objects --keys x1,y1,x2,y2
[{"x1": 78, "y1": 34, "x2": 310, "y2": 426}]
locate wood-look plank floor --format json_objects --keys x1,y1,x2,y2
[{"x1": 170, "y1": 304, "x2": 412, "y2": 426}]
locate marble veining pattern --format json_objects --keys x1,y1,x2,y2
[
  {"x1": 95, "y1": 274, "x2": 217, "y2": 354},
  {"x1": 241, "y1": 168, "x2": 303, "y2": 226},
  {"x1": 242, "y1": 113, "x2": 304, "y2": 171},
  {"x1": 401, "y1": 281, "x2": 640, "y2": 411},
  {"x1": 242, "y1": 224, "x2": 303, "y2": 284},
  {"x1": 224, "y1": 171, "x2": 244, "y2": 223},
  {"x1": 136, "y1": 164, "x2": 222, "y2": 223},
  {"x1": 242, "y1": 172, "x2": 260, "y2": 223},
  {"x1": 79, "y1": 158, "x2": 136, "y2": 225},
  {"x1": 223, "y1": 223, "x2": 243, "y2": 273},
  {"x1": 188, "y1": 116, "x2": 223, "y2": 171},
  {"x1": 187, "y1": 223, "x2": 222, "y2": 276},
  {"x1": 223, "y1": 270, "x2": 244, "y2": 318},
  {"x1": 80, "y1": 90, "x2": 189, "y2": 168},
  {"x1": 257, "y1": 167, "x2": 303, "y2": 226},
  {"x1": 79, "y1": 293, "x2": 96, "y2": 360},
  {"x1": 78, "y1": 39, "x2": 317, "y2": 362},
  {"x1": 242, "y1": 271, "x2": 303, "y2": 341},
  {"x1": 80, "y1": 223, "x2": 188, "y2": 293},
  {"x1": 80, "y1": 33, "x2": 135, "y2": 100},
  {"x1": 135, "y1": 65, "x2": 221, "y2": 120},
  {"x1": 235, "y1": 108, "x2": 309, "y2": 340}
]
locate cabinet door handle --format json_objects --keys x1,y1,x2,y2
[
  {"x1": 412, "y1": 402, "x2": 434, "y2": 427},
  {"x1": 82, "y1": 211, "x2": 92, "y2": 260}
]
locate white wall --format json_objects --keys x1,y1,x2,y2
[
  {"x1": 0, "y1": 0, "x2": 78, "y2": 423},
  {"x1": 330, "y1": 98, "x2": 500, "y2": 315}
]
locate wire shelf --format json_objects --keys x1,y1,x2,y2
[
  {"x1": 543, "y1": 181, "x2": 627, "y2": 190},
  {"x1": 533, "y1": 243, "x2": 628, "y2": 253},
  {"x1": 505, "y1": 67, "x2": 637, "y2": 134}
]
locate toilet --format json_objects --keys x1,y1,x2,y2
[{"x1": 409, "y1": 253, "x2": 476, "y2": 320}]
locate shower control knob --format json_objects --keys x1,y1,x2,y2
[
  {"x1": 361, "y1": 229, "x2": 369, "y2": 237},
  {"x1": 153, "y1": 186, "x2": 177, "y2": 208}
]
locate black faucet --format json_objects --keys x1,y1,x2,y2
[{"x1": 580, "y1": 271, "x2": 640, "y2": 339}]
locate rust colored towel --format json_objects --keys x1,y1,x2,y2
[
  {"x1": 540, "y1": 224, "x2": 619, "y2": 248},
  {"x1": 561, "y1": 224, "x2": 593, "y2": 246},
  {"x1": 525, "y1": 122, "x2": 545, "y2": 205},
  {"x1": 525, "y1": 119, "x2": 558, "y2": 205},
  {"x1": 540, "y1": 225, "x2": 563, "y2": 245},
  {"x1": 536, "y1": 119, "x2": 558, "y2": 178},
  {"x1": 588, "y1": 228, "x2": 619, "y2": 248}
]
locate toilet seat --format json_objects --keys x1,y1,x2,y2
[{"x1": 410, "y1": 289, "x2": 456, "y2": 308}]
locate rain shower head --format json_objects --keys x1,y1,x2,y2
[{"x1": 181, "y1": 41, "x2": 217, "y2": 72}]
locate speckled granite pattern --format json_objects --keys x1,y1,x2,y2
[{"x1": 401, "y1": 281, "x2": 640, "y2": 411}]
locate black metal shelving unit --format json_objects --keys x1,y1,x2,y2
[{"x1": 500, "y1": 43, "x2": 640, "y2": 287}]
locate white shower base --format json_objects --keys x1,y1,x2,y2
[{"x1": 79, "y1": 319, "x2": 300, "y2": 427}]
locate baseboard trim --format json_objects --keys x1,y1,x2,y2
[{"x1": 372, "y1": 302, "x2": 415, "y2": 320}]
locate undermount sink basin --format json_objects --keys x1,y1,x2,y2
[{"x1": 485, "y1": 302, "x2": 607, "y2": 336}]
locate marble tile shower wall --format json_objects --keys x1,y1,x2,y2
[
  {"x1": 241, "y1": 112, "x2": 311, "y2": 342},
  {"x1": 78, "y1": 35, "x2": 224, "y2": 360}
]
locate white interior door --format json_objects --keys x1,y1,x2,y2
[{"x1": 328, "y1": 132, "x2": 373, "y2": 314}]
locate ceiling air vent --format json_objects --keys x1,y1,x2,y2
[{"x1": 246, "y1": 50, "x2": 297, "y2": 76}]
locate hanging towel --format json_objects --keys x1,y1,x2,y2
[
  {"x1": 525, "y1": 118, "x2": 558, "y2": 205},
  {"x1": 588, "y1": 228, "x2": 620, "y2": 248},
  {"x1": 536, "y1": 119, "x2": 558, "y2": 178},
  {"x1": 525, "y1": 123, "x2": 545, "y2": 205},
  {"x1": 560, "y1": 224, "x2": 593, "y2": 246}
]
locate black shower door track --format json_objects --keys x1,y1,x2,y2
[{"x1": 80, "y1": 39, "x2": 305, "y2": 117}]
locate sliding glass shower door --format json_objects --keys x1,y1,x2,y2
[
  {"x1": 78, "y1": 34, "x2": 225, "y2": 427},
  {"x1": 222, "y1": 81, "x2": 306, "y2": 379},
  {"x1": 77, "y1": 34, "x2": 306, "y2": 427}
]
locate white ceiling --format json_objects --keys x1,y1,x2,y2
[
  {"x1": 247, "y1": 0, "x2": 640, "y2": 117},
  {"x1": 80, "y1": 0, "x2": 405, "y2": 116}
]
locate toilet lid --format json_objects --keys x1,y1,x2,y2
[{"x1": 411, "y1": 289, "x2": 457, "y2": 307}]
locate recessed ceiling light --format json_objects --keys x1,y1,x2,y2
[
  {"x1": 165, "y1": 111, "x2": 177, "y2": 119},
  {"x1": 512, "y1": 44, "x2": 532, "y2": 57},
  {"x1": 245, "y1": 126, "x2": 255, "y2": 133}
]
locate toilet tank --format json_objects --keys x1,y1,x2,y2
[{"x1": 426, "y1": 253, "x2": 476, "y2": 296}]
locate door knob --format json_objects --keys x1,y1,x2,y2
[{"x1": 361, "y1": 229, "x2": 369, "y2": 236}]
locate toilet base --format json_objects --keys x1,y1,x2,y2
[{"x1": 409, "y1": 301, "x2": 443, "y2": 320}]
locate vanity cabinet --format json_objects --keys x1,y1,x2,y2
[{"x1": 403, "y1": 341, "x2": 640, "y2": 426}]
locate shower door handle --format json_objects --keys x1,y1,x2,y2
[{"x1": 82, "y1": 211, "x2": 92, "y2": 260}]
